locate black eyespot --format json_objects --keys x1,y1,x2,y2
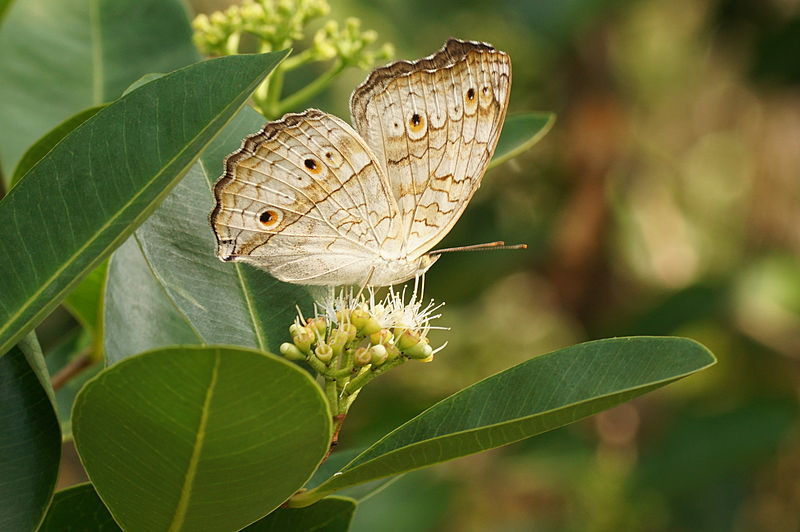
[
  {"x1": 482, "y1": 86, "x2": 489, "y2": 94},
  {"x1": 259, "y1": 211, "x2": 273, "y2": 224},
  {"x1": 325, "y1": 152, "x2": 333, "y2": 159},
  {"x1": 411, "y1": 113, "x2": 421, "y2": 126},
  {"x1": 467, "y1": 88, "x2": 475, "y2": 100},
  {"x1": 304, "y1": 158, "x2": 317, "y2": 170}
]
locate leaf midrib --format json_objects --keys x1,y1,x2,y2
[
  {"x1": 0, "y1": 75, "x2": 257, "y2": 353},
  {"x1": 167, "y1": 349, "x2": 220, "y2": 531}
]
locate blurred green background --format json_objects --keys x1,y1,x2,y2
[{"x1": 51, "y1": 0, "x2": 800, "y2": 529}]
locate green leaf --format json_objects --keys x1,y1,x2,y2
[
  {"x1": 72, "y1": 345, "x2": 331, "y2": 531},
  {"x1": 0, "y1": 333, "x2": 61, "y2": 531},
  {"x1": 39, "y1": 483, "x2": 120, "y2": 531},
  {"x1": 10, "y1": 105, "x2": 105, "y2": 188},
  {"x1": 0, "y1": 0, "x2": 199, "y2": 181},
  {"x1": 292, "y1": 337, "x2": 716, "y2": 504},
  {"x1": 243, "y1": 497, "x2": 356, "y2": 532},
  {"x1": 0, "y1": 51, "x2": 289, "y2": 357},
  {"x1": 488, "y1": 112, "x2": 555, "y2": 169},
  {"x1": 104, "y1": 108, "x2": 311, "y2": 364}
]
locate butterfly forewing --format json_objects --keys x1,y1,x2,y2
[
  {"x1": 350, "y1": 39, "x2": 511, "y2": 259},
  {"x1": 211, "y1": 109, "x2": 403, "y2": 284}
]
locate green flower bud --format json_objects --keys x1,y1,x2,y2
[
  {"x1": 279, "y1": 342, "x2": 305, "y2": 361},
  {"x1": 403, "y1": 336, "x2": 431, "y2": 359},
  {"x1": 397, "y1": 329, "x2": 421, "y2": 351},
  {"x1": 329, "y1": 328, "x2": 348, "y2": 355},
  {"x1": 353, "y1": 347, "x2": 371, "y2": 366},
  {"x1": 315, "y1": 343, "x2": 333, "y2": 364},
  {"x1": 335, "y1": 309, "x2": 350, "y2": 324},
  {"x1": 342, "y1": 323, "x2": 358, "y2": 342},
  {"x1": 360, "y1": 317, "x2": 382, "y2": 336},
  {"x1": 307, "y1": 317, "x2": 327, "y2": 338},
  {"x1": 369, "y1": 328, "x2": 392, "y2": 346},
  {"x1": 292, "y1": 329, "x2": 314, "y2": 353},
  {"x1": 289, "y1": 322, "x2": 303, "y2": 336},
  {"x1": 350, "y1": 307, "x2": 369, "y2": 329},
  {"x1": 369, "y1": 344, "x2": 388, "y2": 366},
  {"x1": 385, "y1": 343, "x2": 401, "y2": 361}
]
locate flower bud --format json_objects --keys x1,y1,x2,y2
[
  {"x1": 353, "y1": 347, "x2": 371, "y2": 366},
  {"x1": 279, "y1": 342, "x2": 305, "y2": 361},
  {"x1": 335, "y1": 309, "x2": 350, "y2": 324},
  {"x1": 350, "y1": 307, "x2": 370, "y2": 329},
  {"x1": 397, "y1": 329, "x2": 421, "y2": 351},
  {"x1": 307, "y1": 317, "x2": 327, "y2": 338},
  {"x1": 369, "y1": 344, "x2": 388, "y2": 366},
  {"x1": 369, "y1": 328, "x2": 392, "y2": 346},
  {"x1": 315, "y1": 343, "x2": 333, "y2": 364},
  {"x1": 292, "y1": 329, "x2": 314, "y2": 353},
  {"x1": 289, "y1": 323, "x2": 303, "y2": 336},
  {"x1": 341, "y1": 323, "x2": 357, "y2": 342},
  {"x1": 329, "y1": 328, "x2": 348, "y2": 355},
  {"x1": 385, "y1": 343, "x2": 401, "y2": 361},
  {"x1": 359, "y1": 317, "x2": 382, "y2": 336},
  {"x1": 404, "y1": 336, "x2": 431, "y2": 359}
]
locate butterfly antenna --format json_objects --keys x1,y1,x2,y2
[{"x1": 430, "y1": 241, "x2": 527, "y2": 255}]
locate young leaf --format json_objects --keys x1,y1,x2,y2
[
  {"x1": 104, "y1": 108, "x2": 311, "y2": 364},
  {"x1": 488, "y1": 112, "x2": 556, "y2": 169},
  {"x1": 72, "y1": 346, "x2": 331, "y2": 531},
  {"x1": 0, "y1": 0, "x2": 199, "y2": 180},
  {"x1": 243, "y1": 497, "x2": 356, "y2": 532},
  {"x1": 39, "y1": 483, "x2": 120, "y2": 531},
  {"x1": 0, "y1": 333, "x2": 61, "y2": 531},
  {"x1": 291, "y1": 336, "x2": 716, "y2": 505},
  {"x1": 0, "y1": 51, "x2": 289, "y2": 357}
]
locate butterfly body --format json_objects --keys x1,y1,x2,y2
[{"x1": 211, "y1": 39, "x2": 511, "y2": 286}]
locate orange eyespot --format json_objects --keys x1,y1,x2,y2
[
  {"x1": 259, "y1": 209, "x2": 281, "y2": 228},
  {"x1": 304, "y1": 158, "x2": 321, "y2": 174},
  {"x1": 408, "y1": 113, "x2": 425, "y2": 132},
  {"x1": 466, "y1": 87, "x2": 475, "y2": 100}
]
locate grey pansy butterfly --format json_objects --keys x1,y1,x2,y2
[{"x1": 211, "y1": 38, "x2": 511, "y2": 286}]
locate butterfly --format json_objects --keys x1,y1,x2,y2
[{"x1": 211, "y1": 38, "x2": 511, "y2": 286}]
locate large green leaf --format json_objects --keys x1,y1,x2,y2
[
  {"x1": 0, "y1": 333, "x2": 61, "y2": 531},
  {"x1": 488, "y1": 112, "x2": 555, "y2": 169},
  {"x1": 290, "y1": 337, "x2": 716, "y2": 505},
  {"x1": 243, "y1": 497, "x2": 356, "y2": 532},
  {"x1": 0, "y1": 51, "x2": 289, "y2": 357},
  {"x1": 0, "y1": 0, "x2": 198, "y2": 180},
  {"x1": 10, "y1": 105, "x2": 105, "y2": 188},
  {"x1": 104, "y1": 108, "x2": 311, "y2": 364},
  {"x1": 72, "y1": 345, "x2": 331, "y2": 531},
  {"x1": 39, "y1": 483, "x2": 120, "y2": 531}
]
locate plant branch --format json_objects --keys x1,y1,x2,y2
[{"x1": 51, "y1": 347, "x2": 93, "y2": 391}]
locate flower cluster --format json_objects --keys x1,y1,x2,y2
[
  {"x1": 192, "y1": 0, "x2": 393, "y2": 118},
  {"x1": 279, "y1": 287, "x2": 446, "y2": 415},
  {"x1": 192, "y1": 0, "x2": 330, "y2": 55},
  {"x1": 192, "y1": 0, "x2": 392, "y2": 69}
]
